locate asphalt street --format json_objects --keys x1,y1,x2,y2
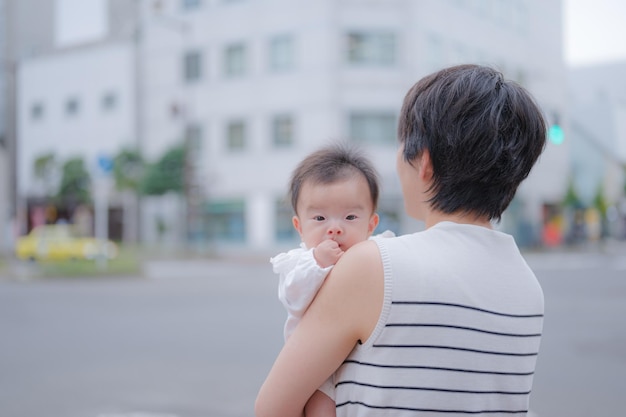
[{"x1": 1, "y1": 248, "x2": 625, "y2": 417}]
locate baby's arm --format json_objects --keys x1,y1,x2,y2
[
  {"x1": 275, "y1": 241, "x2": 344, "y2": 337},
  {"x1": 278, "y1": 249, "x2": 333, "y2": 319}
]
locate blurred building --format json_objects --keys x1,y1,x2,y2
[
  {"x1": 0, "y1": 0, "x2": 11, "y2": 254},
  {"x1": 2, "y1": 0, "x2": 60, "y2": 249},
  {"x1": 17, "y1": 42, "x2": 136, "y2": 236},
  {"x1": 10, "y1": 0, "x2": 569, "y2": 251},
  {"x1": 6, "y1": 0, "x2": 138, "y2": 242},
  {"x1": 567, "y1": 61, "x2": 626, "y2": 240},
  {"x1": 139, "y1": 0, "x2": 568, "y2": 250}
]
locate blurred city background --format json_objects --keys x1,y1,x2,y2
[
  {"x1": 1, "y1": 1, "x2": 625, "y2": 417},
  {"x1": 0, "y1": 0, "x2": 625, "y2": 261}
]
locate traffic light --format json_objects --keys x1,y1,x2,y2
[
  {"x1": 548, "y1": 113, "x2": 564, "y2": 145},
  {"x1": 548, "y1": 124, "x2": 564, "y2": 145}
]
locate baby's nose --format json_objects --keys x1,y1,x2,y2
[{"x1": 327, "y1": 223, "x2": 343, "y2": 235}]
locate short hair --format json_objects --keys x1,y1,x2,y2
[
  {"x1": 398, "y1": 64, "x2": 547, "y2": 221},
  {"x1": 289, "y1": 144, "x2": 380, "y2": 215}
]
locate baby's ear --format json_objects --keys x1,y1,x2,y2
[
  {"x1": 292, "y1": 216, "x2": 303, "y2": 235},
  {"x1": 368, "y1": 213, "x2": 380, "y2": 235}
]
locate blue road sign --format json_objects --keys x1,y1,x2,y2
[{"x1": 98, "y1": 154, "x2": 114, "y2": 174}]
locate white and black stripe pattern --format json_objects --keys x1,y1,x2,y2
[
  {"x1": 335, "y1": 301, "x2": 543, "y2": 415},
  {"x1": 334, "y1": 223, "x2": 545, "y2": 416}
]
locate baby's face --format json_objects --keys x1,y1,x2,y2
[{"x1": 293, "y1": 175, "x2": 378, "y2": 252}]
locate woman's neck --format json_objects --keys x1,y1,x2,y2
[{"x1": 424, "y1": 210, "x2": 492, "y2": 229}]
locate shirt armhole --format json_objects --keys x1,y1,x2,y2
[{"x1": 355, "y1": 237, "x2": 393, "y2": 349}]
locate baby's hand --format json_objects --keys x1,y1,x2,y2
[{"x1": 313, "y1": 239, "x2": 344, "y2": 268}]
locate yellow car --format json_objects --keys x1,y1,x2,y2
[{"x1": 15, "y1": 224, "x2": 118, "y2": 261}]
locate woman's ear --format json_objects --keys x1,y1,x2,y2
[{"x1": 418, "y1": 150, "x2": 434, "y2": 182}]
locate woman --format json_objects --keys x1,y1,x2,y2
[{"x1": 256, "y1": 64, "x2": 547, "y2": 417}]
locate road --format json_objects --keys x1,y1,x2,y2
[
  {"x1": 0, "y1": 259, "x2": 285, "y2": 417},
  {"x1": 524, "y1": 250, "x2": 626, "y2": 417},
  {"x1": 1, "y1": 249, "x2": 625, "y2": 417}
]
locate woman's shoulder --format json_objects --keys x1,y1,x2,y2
[
  {"x1": 329, "y1": 240, "x2": 385, "y2": 341},
  {"x1": 340, "y1": 239, "x2": 383, "y2": 271}
]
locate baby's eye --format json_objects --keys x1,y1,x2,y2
[
  {"x1": 346, "y1": 215, "x2": 357, "y2": 220},
  {"x1": 314, "y1": 215, "x2": 325, "y2": 221}
]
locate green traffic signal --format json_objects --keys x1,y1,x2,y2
[{"x1": 548, "y1": 124, "x2": 564, "y2": 145}]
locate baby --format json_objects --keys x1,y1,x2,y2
[{"x1": 271, "y1": 144, "x2": 392, "y2": 417}]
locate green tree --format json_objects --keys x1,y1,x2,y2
[
  {"x1": 592, "y1": 183, "x2": 608, "y2": 217},
  {"x1": 57, "y1": 156, "x2": 91, "y2": 206},
  {"x1": 113, "y1": 148, "x2": 144, "y2": 191},
  {"x1": 141, "y1": 144, "x2": 186, "y2": 195},
  {"x1": 33, "y1": 152, "x2": 57, "y2": 197},
  {"x1": 593, "y1": 183, "x2": 610, "y2": 239},
  {"x1": 562, "y1": 177, "x2": 583, "y2": 209},
  {"x1": 111, "y1": 148, "x2": 145, "y2": 244}
]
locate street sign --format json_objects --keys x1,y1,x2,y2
[{"x1": 97, "y1": 154, "x2": 114, "y2": 174}]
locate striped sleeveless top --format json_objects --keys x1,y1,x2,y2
[{"x1": 334, "y1": 221, "x2": 544, "y2": 416}]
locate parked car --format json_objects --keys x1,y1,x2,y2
[{"x1": 15, "y1": 224, "x2": 118, "y2": 261}]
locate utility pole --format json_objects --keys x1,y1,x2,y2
[{"x1": 128, "y1": 0, "x2": 143, "y2": 245}]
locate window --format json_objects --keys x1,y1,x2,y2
[
  {"x1": 182, "y1": 0, "x2": 201, "y2": 9},
  {"x1": 101, "y1": 92, "x2": 117, "y2": 111},
  {"x1": 349, "y1": 112, "x2": 396, "y2": 145},
  {"x1": 269, "y1": 35, "x2": 294, "y2": 71},
  {"x1": 205, "y1": 199, "x2": 246, "y2": 242},
  {"x1": 272, "y1": 114, "x2": 294, "y2": 147},
  {"x1": 224, "y1": 43, "x2": 247, "y2": 77},
  {"x1": 227, "y1": 120, "x2": 246, "y2": 150},
  {"x1": 275, "y1": 198, "x2": 297, "y2": 241},
  {"x1": 184, "y1": 50, "x2": 203, "y2": 82},
  {"x1": 346, "y1": 31, "x2": 396, "y2": 66},
  {"x1": 31, "y1": 102, "x2": 44, "y2": 120},
  {"x1": 65, "y1": 97, "x2": 80, "y2": 116}
]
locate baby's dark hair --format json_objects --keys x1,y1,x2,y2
[
  {"x1": 289, "y1": 144, "x2": 380, "y2": 215},
  {"x1": 398, "y1": 64, "x2": 547, "y2": 221}
]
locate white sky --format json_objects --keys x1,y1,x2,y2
[{"x1": 564, "y1": 0, "x2": 626, "y2": 67}]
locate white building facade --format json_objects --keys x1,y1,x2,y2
[
  {"x1": 14, "y1": 0, "x2": 569, "y2": 251},
  {"x1": 17, "y1": 41, "x2": 135, "y2": 234},
  {"x1": 139, "y1": 0, "x2": 568, "y2": 249}
]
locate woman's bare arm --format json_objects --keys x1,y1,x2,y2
[{"x1": 255, "y1": 240, "x2": 384, "y2": 417}]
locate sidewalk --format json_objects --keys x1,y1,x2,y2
[
  {"x1": 2, "y1": 239, "x2": 624, "y2": 281},
  {"x1": 522, "y1": 238, "x2": 626, "y2": 271},
  {"x1": 524, "y1": 237, "x2": 626, "y2": 256}
]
